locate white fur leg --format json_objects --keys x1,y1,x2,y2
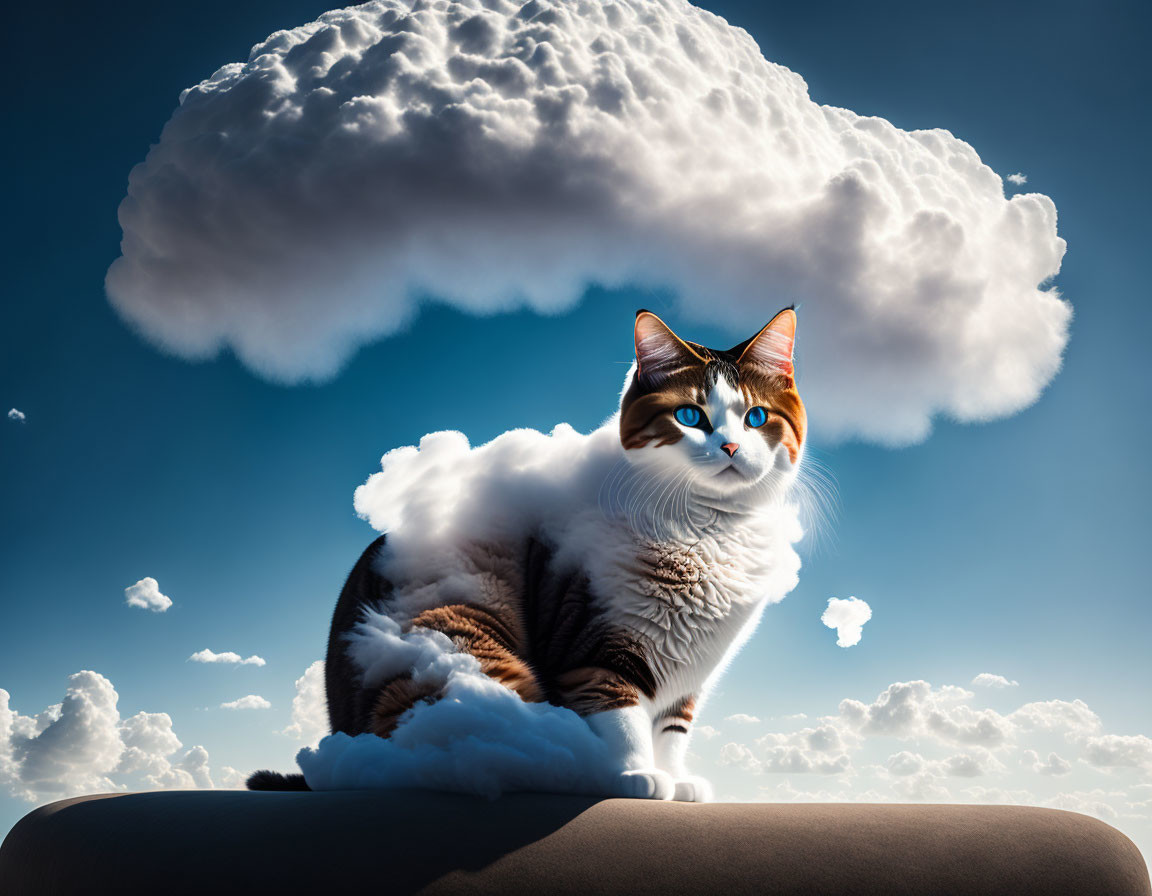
[
  {"x1": 653, "y1": 725, "x2": 689, "y2": 778},
  {"x1": 586, "y1": 705, "x2": 655, "y2": 769},
  {"x1": 672, "y1": 775, "x2": 713, "y2": 803},
  {"x1": 616, "y1": 768, "x2": 676, "y2": 800},
  {"x1": 653, "y1": 722, "x2": 712, "y2": 802},
  {"x1": 587, "y1": 706, "x2": 677, "y2": 800}
]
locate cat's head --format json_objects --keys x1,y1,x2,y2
[{"x1": 619, "y1": 308, "x2": 806, "y2": 506}]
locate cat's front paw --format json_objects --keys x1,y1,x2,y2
[
  {"x1": 672, "y1": 775, "x2": 713, "y2": 803},
  {"x1": 614, "y1": 768, "x2": 676, "y2": 800}
]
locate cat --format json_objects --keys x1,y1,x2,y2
[{"x1": 249, "y1": 307, "x2": 806, "y2": 801}]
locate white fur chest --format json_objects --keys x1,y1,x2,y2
[{"x1": 560, "y1": 503, "x2": 803, "y2": 704}]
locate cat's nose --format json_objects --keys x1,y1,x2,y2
[{"x1": 721, "y1": 442, "x2": 739, "y2": 457}]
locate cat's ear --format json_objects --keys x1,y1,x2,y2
[
  {"x1": 734, "y1": 307, "x2": 796, "y2": 377},
  {"x1": 634, "y1": 310, "x2": 706, "y2": 383}
]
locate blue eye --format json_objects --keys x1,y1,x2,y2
[
  {"x1": 746, "y1": 406, "x2": 768, "y2": 428},
  {"x1": 674, "y1": 406, "x2": 702, "y2": 427}
]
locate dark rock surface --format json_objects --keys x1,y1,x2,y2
[{"x1": 1, "y1": 790, "x2": 1148, "y2": 895}]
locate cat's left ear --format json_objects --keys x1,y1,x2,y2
[{"x1": 733, "y1": 307, "x2": 796, "y2": 377}]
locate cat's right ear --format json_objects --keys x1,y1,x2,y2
[{"x1": 634, "y1": 310, "x2": 705, "y2": 384}]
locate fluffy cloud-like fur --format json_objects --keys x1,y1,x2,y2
[
  {"x1": 106, "y1": 0, "x2": 1069, "y2": 443},
  {"x1": 299, "y1": 611, "x2": 618, "y2": 797}
]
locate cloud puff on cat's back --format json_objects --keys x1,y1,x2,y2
[{"x1": 106, "y1": 0, "x2": 1069, "y2": 443}]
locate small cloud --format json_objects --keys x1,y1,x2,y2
[
  {"x1": 971, "y1": 673, "x2": 1019, "y2": 689},
  {"x1": 215, "y1": 766, "x2": 247, "y2": 790},
  {"x1": 1043, "y1": 790, "x2": 1120, "y2": 821},
  {"x1": 1081, "y1": 734, "x2": 1152, "y2": 771},
  {"x1": 1007, "y1": 172, "x2": 1028, "y2": 185},
  {"x1": 189, "y1": 649, "x2": 266, "y2": 667},
  {"x1": 695, "y1": 725, "x2": 720, "y2": 739},
  {"x1": 886, "y1": 750, "x2": 925, "y2": 776},
  {"x1": 1022, "y1": 749, "x2": 1072, "y2": 776},
  {"x1": 722, "y1": 725, "x2": 853, "y2": 775},
  {"x1": 124, "y1": 577, "x2": 172, "y2": 613},
  {"x1": 838, "y1": 680, "x2": 1012, "y2": 747},
  {"x1": 283, "y1": 660, "x2": 327, "y2": 746},
  {"x1": 220, "y1": 695, "x2": 271, "y2": 711},
  {"x1": 7, "y1": 408, "x2": 25, "y2": 423},
  {"x1": 725, "y1": 713, "x2": 762, "y2": 724},
  {"x1": 821, "y1": 597, "x2": 872, "y2": 647},
  {"x1": 942, "y1": 751, "x2": 1002, "y2": 778},
  {"x1": 1009, "y1": 698, "x2": 1100, "y2": 736}
]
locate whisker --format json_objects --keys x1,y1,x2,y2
[
  {"x1": 599, "y1": 435, "x2": 829, "y2": 549},
  {"x1": 792, "y1": 446, "x2": 840, "y2": 556}
]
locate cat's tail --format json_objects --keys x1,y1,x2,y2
[{"x1": 246, "y1": 769, "x2": 311, "y2": 791}]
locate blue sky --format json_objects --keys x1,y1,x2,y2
[{"x1": 2, "y1": 0, "x2": 1149, "y2": 859}]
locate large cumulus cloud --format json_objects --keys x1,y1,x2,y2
[
  {"x1": 0, "y1": 672, "x2": 237, "y2": 802},
  {"x1": 107, "y1": 0, "x2": 1068, "y2": 443}
]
